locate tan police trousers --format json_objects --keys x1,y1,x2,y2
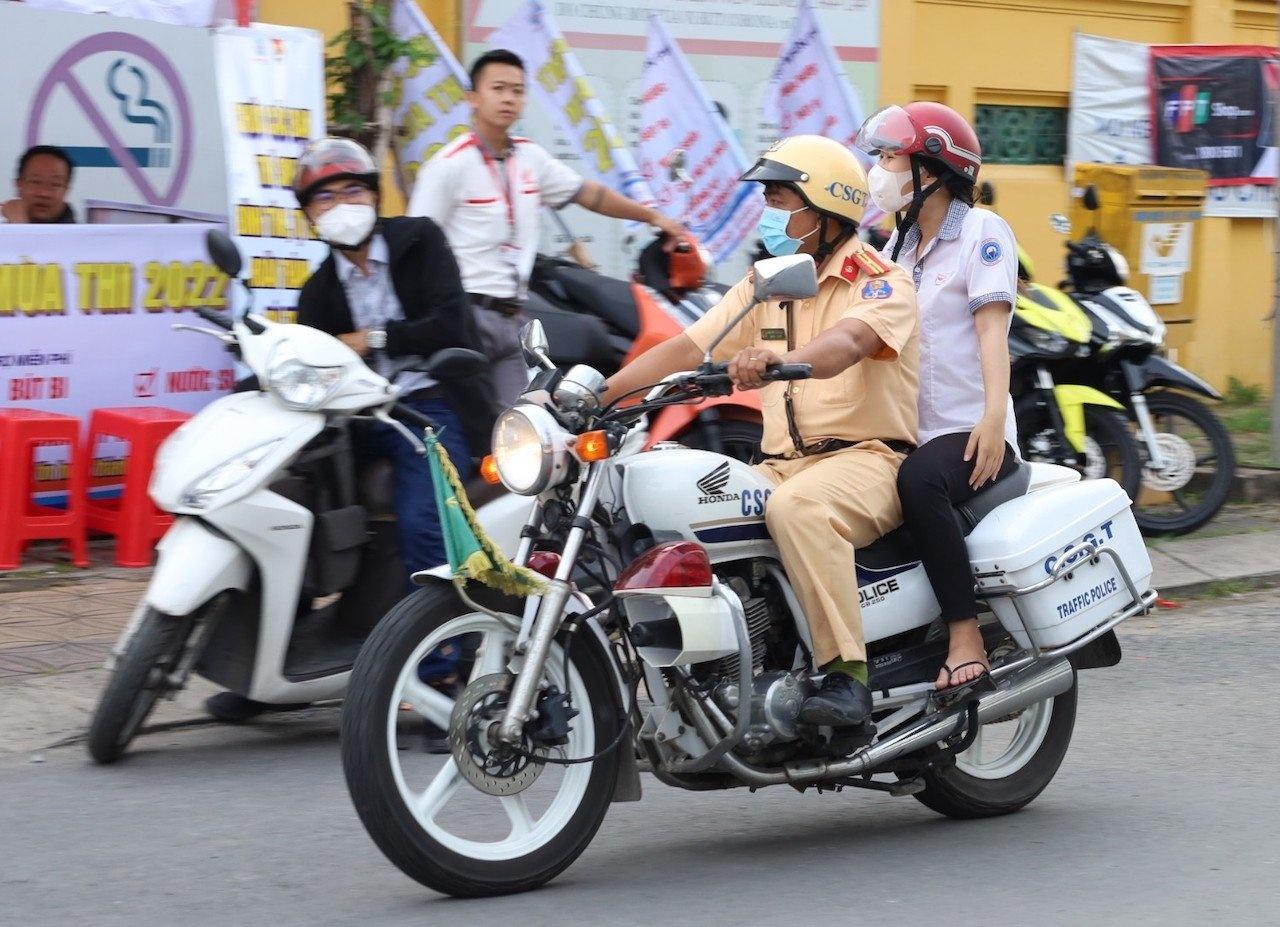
[{"x1": 758, "y1": 441, "x2": 905, "y2": 667}]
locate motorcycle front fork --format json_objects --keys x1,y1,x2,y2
[
  {"x1": 1129, "y1": 392, "x2": 1169, "y2": 471},
  {"x1": 1035, "y1": 369, "x2": 1078, "y2": 466},
  {"x1": 497, "y1": 462, "x2": 606, "y2": 745}
]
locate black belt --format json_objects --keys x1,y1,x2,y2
[
  {"x1": 762, "y1": 438, "x2": 915, "y2": 461},
  {"x1": 469, "y1": 293, "x2": 523, "y2": 316}
]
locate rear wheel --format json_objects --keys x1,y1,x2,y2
[
  {"x1": 912, "y1": 672, "x2": 1078, "y2": 818},
  {"x1": 341, "y1": 584, "x2": 622, "y2": 898},
  {"x1": 86, "y1": 608, "x2": 194, "y2": 764}
]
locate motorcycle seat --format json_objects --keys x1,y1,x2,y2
[
  {"x1": 955, "y1": 458, "x2": 1032, "y2": 533},
  {"x1": 542, "y1": 262, "x2": 640, "y2": 339}
]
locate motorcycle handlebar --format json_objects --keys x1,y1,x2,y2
[
  {"x1": 390, "y1": 402, "x2": 439, "y2": 431},
  {"x1": 689, "y1": 362, "x2": 813, "y2": 390}
]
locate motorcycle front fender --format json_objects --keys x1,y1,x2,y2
[
  {"x1": 1052, "y1": 384, "x2": 1125, "y2": 453},
  {"x1": 1123, "y1": 356, "x2": 1223, "y2": 401},
  {"x1": 145, "y1": 517, "x2": 252, "y2": 617}
]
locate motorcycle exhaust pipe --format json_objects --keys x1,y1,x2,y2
[{"x1": 693, "y1": 658, "x2": 1075, "y2": 788}]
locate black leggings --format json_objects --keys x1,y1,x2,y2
[{"x1": 897, "y1": 432, "x2": 1018, "y2": 622}]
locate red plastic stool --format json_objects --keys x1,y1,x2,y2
[
  {"x1": 0, "y1": 409, "x2": 89, "y2": 569},
  {"x1": 80, "y1": 407, "x2": 192, "y2": 568}
]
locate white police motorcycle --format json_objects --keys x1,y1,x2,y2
[
  {"x1": 339, "y1": 255, "x2": 1157, "y2": 898},
  {"x1": 87, "y1": 232, "x2": 486, "y2": 763}
]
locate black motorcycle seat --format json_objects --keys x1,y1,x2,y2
[
  {"x1": 541, "y1": 261, "x2": 640, "y2": 339},
  {"x1": 523, "y1": 292, "x2": 617, "y2": 372},
  {"x1": 855, "y1": 459, "x2": 1032, "y2": 573}
]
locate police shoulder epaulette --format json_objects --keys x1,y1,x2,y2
[{"x1": 840, "y1": 248, "x2": 891, "y2": 282}]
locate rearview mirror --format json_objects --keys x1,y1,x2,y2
[
  {"x1": 1081, "y1": 185, "x2": 1100, "y2": 211},
  {"x1": 978, "y1": 181, "x2": 995, "y2": 206},
  {"x1": 205, "y1": 229, "x2": 243, "y2": 279},
  {"x1": 1049, "y1": 214, "x2": 1071, "y2": 235},
  {"x1": 667, "y1": 148, "x2": 691, "y2": 184},
  {"x1": 520, "y1": 319, "x2": 554, "y2": 371},
  {"x1": 752, "y1": 254, "x2": 818, "y2": 304}
]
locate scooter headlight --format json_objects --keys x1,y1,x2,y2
[
  {"x1": 180, "y1": 439, "x2": 282, "y2": 509},
  {"x1": 491, "y1": 406, "x2": 571, "y2": 495},
  {"x1": 1024, "y1": 326, "x2": 1069, "y2": 355},
  {"x1": 266, "y1": 342, "x2": 345, "y2": 411}
]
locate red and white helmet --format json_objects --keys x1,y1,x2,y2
[
  {"x1": 293, "y1": 137, "x2": 380, "y2": 207},
  {"x1": 855, "y1": 102, "x2": 982, "y2": 182}
]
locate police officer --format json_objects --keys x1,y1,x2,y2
[{"x1": 604, "y1": 136, "x2": 920, "y2": 729}]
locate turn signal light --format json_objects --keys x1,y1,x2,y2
[
  {"x1": 526, "y1": 551, "x2": 562, "y2": 578},
  {"x1": 575, "y1": 430, "x2": 611, "y2": 462},
  {"x1": 614, "y1": 541, "x2": 713, "y2": 595},
  {"x1": 480, "y1": 455, "x2": 501, "y2": 485}
]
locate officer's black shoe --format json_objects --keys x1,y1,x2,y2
[
  {"x1": 205, "y1": 692, "x2": 309, "y2": 725},
  {"x1": 798, "y1": 674, "x2": 873, "y2": 727}
]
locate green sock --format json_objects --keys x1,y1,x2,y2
[{"x1": 823, "y1": 658, "x2": 868, "y2": 685}]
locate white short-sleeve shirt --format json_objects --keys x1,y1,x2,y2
[
  {"x1": 407, "y1": 133, "x2": 583, "y2": 300},
  {"x1": 884, "y1": 201, "x2": 1019, "y2": 449}
]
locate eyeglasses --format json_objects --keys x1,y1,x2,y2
[{"x1": 310, "y1": 184, "x2": 373, "y2": 208}]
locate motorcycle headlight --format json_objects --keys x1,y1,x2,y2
[
  {"x1": 492, "y1": 406, "x2": 571, "y2": 495},
  {"x1": 1025, "y1": 326, "x2": 1069, "y2": 355},
  {"x1": 180, "y1": 439, "x2": 282, "y2": 509},
  {"x1": 266, "y1": 343, "x2": 345, "y2": 411}
]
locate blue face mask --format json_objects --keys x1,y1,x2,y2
[{"x1": 757, "y1": 205, "x2": 815, "y2": 256}]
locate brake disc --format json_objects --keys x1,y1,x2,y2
[
  {"x1": 1141, "y1": 432, "x2": 1197, "y2": 492},
  {"x1": 448, "y1": 674, "x2": 546, "y2": 797}
]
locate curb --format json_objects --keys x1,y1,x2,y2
[{"x1": 1151, "y1": 570, "x2": 1280, "y2": 600}]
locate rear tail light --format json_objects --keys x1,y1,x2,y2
[{"x1": 614, "y1": 541, "x2": 713, "y2": 596}]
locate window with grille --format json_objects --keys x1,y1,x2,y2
[{"x1": 974, "y1": 104, "x2": 1067, "y2": 166}]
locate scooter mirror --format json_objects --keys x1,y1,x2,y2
[
  {"x1": 978, "y1": 181, "x2": 996, "y2": 206},
  {"x1": 1049, "y1": 214, "x2": 1071, "y2": 235},
  {"x1": 520, "y1": 319, "x2": 555, "y2": 371},
  {"x1": 205, "y1": 229, "x2": 244, "y2": 280},
  {"x1": 667, "y1": 148, "x2": 691, "y2": 184},
  {"x1": 1082, "y1": 185, "x2": 1100, "y2": 211},
  {"x1": 752, "y1": 253, "x2": 818, "y2": 304}
]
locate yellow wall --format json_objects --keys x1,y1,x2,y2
[{"x1": 881, "y1": 0, "x2": 1278, "y2": 393}]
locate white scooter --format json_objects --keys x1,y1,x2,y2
[
  {"x1": 86, "y1": 231, "x2": 487, "y2": 764},
  {"x1": 339, "y1": 255, "x2": 1157, "y2": 898}
]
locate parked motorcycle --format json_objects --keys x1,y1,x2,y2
[
  {"x1": 339, "y1": 254, "x2": 1156, "y2": 898},
  {"x1": 1045, "y1": 188, "x2": 1236, "y2": 535},
  {"x1": 86, "y1": 231, "x2": 488, "y2": 764},
  {"x1": 524, "y1": 234, "x2": 764, "y2": 463},
  {"x1": 1010, "y1": 247, "x2": 1142, "y2": 499}
]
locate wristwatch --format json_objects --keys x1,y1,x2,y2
[{"x1": 366, "y1": 328, "x2": 387, "y2": 351}]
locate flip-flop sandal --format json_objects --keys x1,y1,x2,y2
[{"x1": 935, "y1": 661, "x2": 996, "y2": 703}]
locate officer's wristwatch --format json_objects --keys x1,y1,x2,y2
[{"x1": 365, "y1": 328, "x2": 387, "y2": 351}]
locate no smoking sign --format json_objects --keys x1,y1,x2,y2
[{"x1": 25, "y1": 32, "x2": 193, "y2": 208}]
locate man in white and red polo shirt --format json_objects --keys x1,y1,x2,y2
[{"x1": 408, "y1": 49, "x2": 687, "y2": 404}]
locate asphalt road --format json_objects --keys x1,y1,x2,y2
[{"x1": 3, "y1": 590, "x2": 1278, "y2": 927}]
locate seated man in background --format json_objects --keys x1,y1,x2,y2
[{"x1": 1, "y1": 145, "x2": 77, "y2": 224}]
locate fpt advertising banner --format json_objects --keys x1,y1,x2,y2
[
  {"x1": 0, "y1": 224, "x2": 235, "y2": 499},
  {"x1": 1151, "y1": 45, "x2": 1279, "y2": 187}
]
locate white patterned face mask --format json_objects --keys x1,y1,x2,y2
[{"x1": 316, "y1": 204, "x2": 376, "y2": 248}]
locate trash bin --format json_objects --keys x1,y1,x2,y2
[{"x1": 1070, "y1": 164, "x2": 1207, "y2": 326}]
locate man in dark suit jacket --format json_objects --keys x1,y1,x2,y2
[{"x1": 292, "y1": 138, "x2": 497, "y2": 579}]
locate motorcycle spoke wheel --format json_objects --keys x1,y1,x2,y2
[{"x1": 387, "y1": 614, "x2": 595, "y2": 862}]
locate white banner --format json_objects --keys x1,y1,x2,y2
[
  {"x1": 213, "y1": 24, "x2": 327, "y2": 324},
  {"x1": 489, "y1": 0, "x2": 654, "y2": 206},
  {"x1": 1067, "y1": 33, "x2": 1152, "y2": 175},
  {"x1": 0, "y1": 224, "x2": 236, "y2": 498},
  {"x1": 762, "y1": 0, "x2": 868, "y2": 152},
  {"x1": 388, "y1": 0, "x2": 473, "y2": 195},
  {"x1": 639, "y1": 17, "x2": 761, "y2": 263},
  {"x1": 22, "y1": 0, "x2": 220, "y2": 28}
]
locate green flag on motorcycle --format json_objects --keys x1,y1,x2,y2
[{"x1": 425, "y1": 429, "x2": 548, "y2": 597}]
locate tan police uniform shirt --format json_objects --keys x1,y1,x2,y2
[{"x1": 685, "y1": 236, "x2": 920, "y2": 459}]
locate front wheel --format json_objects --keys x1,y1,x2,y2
[
  {"x1": 911, "y1": 672, "x2": 1078, "y2": 818},
  {"x1": 86, "y1": 607, "x2": 194, "y2": 764},
  {"x1": 1016, "y1": 396, "x2": 1142, "y2": 499},
  {"x1": 340, "y1": 584, "x2": 622, "y2": 898},
  {"x1": 1133, "y1": 390, "x2": 1236, "y2": 536}
]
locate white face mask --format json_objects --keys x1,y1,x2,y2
[
  {"x1": 315, "y1": 203, "x2": 377, "y2": 248},
  {"x1": 868, "y1": 164, "x2": 915, "y2": 213}
]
